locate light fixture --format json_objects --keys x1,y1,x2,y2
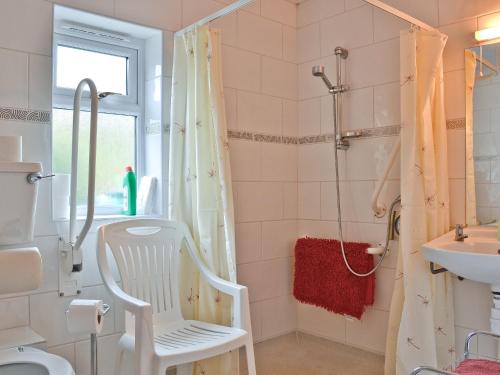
[{"x1": 475, "y1": 25, "x2": 500, "y2": 42}]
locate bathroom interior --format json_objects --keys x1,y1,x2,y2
[{"x1": 2, "y1": 0, "x2": 500, "y2": 374}]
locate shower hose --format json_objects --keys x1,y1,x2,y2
[{"x1": 331, "y1": 94, "x2": 400, "y2": 277}]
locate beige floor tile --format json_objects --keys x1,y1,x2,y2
[{"x1": 240, "y1": 332, "x2": 384, "y2": 375}]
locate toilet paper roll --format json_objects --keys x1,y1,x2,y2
[
  {"x1": 66, "y1": 299, "x2": 104, "y2": 335},
  {"x1": 0, "y1": 136, "x2": 22, "y2": 162}
]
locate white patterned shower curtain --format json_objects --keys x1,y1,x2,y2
[
  {"x1": 168, "y1": 25, "x2": 239, "y2": 375},
  {"x1": 385, "y1": 29, "x2": 455, "y2": 374}
]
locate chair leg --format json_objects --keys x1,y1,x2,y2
[
  {"x1": 176, "y1": 363, "x2": 193, "y2": 375},
  {"x1": 245, "y1": 342, "x2": 257, "y2": 375},
  {"x1": 113, "y1": 346, "x2": 124, "y2": 375}
]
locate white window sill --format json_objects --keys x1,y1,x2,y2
[
  {"x1": 53, "y1": 214, "x2": 162, "y2": 223},
  {"x1": 87, "y1": 214, "x2": 161, "y2": 221}
]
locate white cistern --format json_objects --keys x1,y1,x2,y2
[{"x1": 0, "y1": 135, "x2": 75, "y2": 375}]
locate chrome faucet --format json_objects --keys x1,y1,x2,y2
[{"x1": 454, "y1": 224, "x2": 468, "y2": 242}]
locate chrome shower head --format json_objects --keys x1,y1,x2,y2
[
  {"x1": 312, "y1": 65, "x2": 334, "y2": 91},
  {"x1": 312, "y1": 65, "x2": 324, "y2": 77}
]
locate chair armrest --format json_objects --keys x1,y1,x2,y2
[
  {"x1": 182, "y1": 224, "x2": 246, "y2": 297},
  {"x1": 465, "y1": 330, "x2": 500, "y2": 359},
  {"x1": 410, "y1": 367, "x2": 454, "y2": 375},
  {"x1": 197, "y1": 265, "x2": 250, "y2": 331},
  {"x1": 105, "y1": 276, "x2": 151, "y2": 316},
  {"x1": 181, "y1": 225, "x2": 250, "y2": 330}
]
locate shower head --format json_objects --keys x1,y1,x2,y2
[{"x1": 312, "y1": 65, "x2": 334, "y2": 91}]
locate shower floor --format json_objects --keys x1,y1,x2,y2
[{"x1": 240, "y1": 332, "x2": 384, "y2": 375}]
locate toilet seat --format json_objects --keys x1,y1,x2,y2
[{"x1": 0, "y1": 346, "x2": 74, "y2": 374}]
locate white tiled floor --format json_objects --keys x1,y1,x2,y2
[{"x1": 240, "y1": 332, "x2": 384, "y2": 375}]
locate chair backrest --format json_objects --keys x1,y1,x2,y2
[{"x1": 98, "y1": 219, "x2": 186, "y2": 327}]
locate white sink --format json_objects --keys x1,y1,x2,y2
[
  {"x1": 424, "y1": 225, "x2": 500, "y2": 357},
  {"x1": 422, "y1": 226, "x2": 500, "y2": 285}
]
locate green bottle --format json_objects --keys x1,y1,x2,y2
[{"x1": 122, "y1": 165, "x2": 137, "y2": 215}]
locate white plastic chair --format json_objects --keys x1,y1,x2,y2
[{"x1": 97, "y1": 219, "x2": 256, "y2": 375}]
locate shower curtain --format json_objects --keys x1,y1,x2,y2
[
  {"x1": 385, "y1": 29, "x2": 455, "y2": 374},
  {"x1": 168, "y1": 25, "x2": 239, "y2": 375},
  {"x1": 465, "y1": 50, "x2": 477, "y2": 225}
]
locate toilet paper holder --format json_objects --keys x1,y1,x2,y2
[
  {"x1": 91, "y1": 303, "x2": 110, "y2": 375},
  {"x1": 66, "y1": 302, "x2": 110, "y2": 375}
]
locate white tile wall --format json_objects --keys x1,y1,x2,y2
[
  {"x1": 222, "y1": 45, "x2": 261, "y2": 92},
  {"x1": 237, "y1": 91, "x2": 283, "y2": 134},
  {"x1": 238, "y1": 11, "x2": 283, "y2": 59},
  {"x1": 0, "y1": 0, "x2": 52, "y2": 56},
  {"x1": 319, "y1": 5, "x2": 374, "y2": 54},
  {"x1": 0, "y1": 49, "x2": 29, "y2": 108}
]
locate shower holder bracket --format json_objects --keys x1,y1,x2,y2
[
  {"x1": 58, "y1": 237, "x2": 83, "y2": 297},
  {"x1": 336, "y1": 130, "x2": 362, "y2": 150},
  {"x1": 336, "y1": 138, "x2": 350, "y2": 150}
]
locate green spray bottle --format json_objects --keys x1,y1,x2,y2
[{"x1": 122, "y1": 165, "x2": 137, "y2": 215}]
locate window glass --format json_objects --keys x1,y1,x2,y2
[
  {"x1": 52, "y1": 108, "x2": 136, "y2": 212},
  {"x1": 56, "y1": 45, "x2": 128, "y2": 95}
]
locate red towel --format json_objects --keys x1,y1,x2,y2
[
  {"x1": 456, "y1": 359, "x2": 500, "y2": 374},
  {"x1": 293, "y1": 237, "x2": 375, "y2": 319}
]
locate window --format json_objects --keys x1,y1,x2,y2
[
  {"x1": 56, "y1": 45, "x2": 128, "y2": 94},
  {"x1": 52, "y1": 32, "x2": 144, "y2": 216}
]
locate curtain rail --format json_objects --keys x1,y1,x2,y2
[
  {"x1": 175, "y1": 0, "x2": 255, "y2": 36},
  {"x1": 363, "y1": 0, "x2": 440, "y2": 33}
]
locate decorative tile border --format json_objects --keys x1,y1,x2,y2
[
  {"x1": 0, "y1": 107, "x2": 50, "y2": 124},
  {"x1": 0, "y1": 105, "x2": 463, "y2": 139},
  {"x1": 228, "y1": 125, "x2": 402, "y2": 145},
  {"x1": 227, "y1": 130, "x2": 254, "y2": 141},
  {"x1": 446, "y1": 118, "x2": 465, "y2": 130}
]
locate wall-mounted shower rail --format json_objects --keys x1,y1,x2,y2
[
  {"x1": 175, "y1": 0, "x2": 255, "y2": 36},
  {"x1": 371, "y1": 138, "x2": 400, "y2": 218},
  {"x1": 363, "y1": 0, "x2": 439, "y2": 33}
]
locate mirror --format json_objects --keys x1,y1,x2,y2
[{"x1": 466, "y1": 42, "x2": 500, "y2": 225}]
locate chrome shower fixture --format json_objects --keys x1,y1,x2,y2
[
  {"x1": 311, "y1": 46, "x2": 353, "y2": 150},
  {"x1": 311, "y1": 65, "x2": 347, "y2": 95},
  {"x1": 334, "y1": 46, "x2": 348, "y2": 58},
  {"x1": 311, "y1": 46, "x2": 387, "y2": 278},
  {"x1": 312, "y1": 65, "x2": 334, "y2": 91}
]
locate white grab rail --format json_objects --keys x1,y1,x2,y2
[
  {"x1": 69, "y1": 78, "x2": 99, "y2": 252},
  {"x1": 371, "y1": 138, "x2": 400, "y2": 218}
]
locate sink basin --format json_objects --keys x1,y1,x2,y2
[{"x1": 422, "y1": 226, "x2": 500, "y2": 285}]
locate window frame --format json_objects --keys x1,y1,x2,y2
[{"x1": 52, "y1": 31, "x2": 146, "y2": 217}]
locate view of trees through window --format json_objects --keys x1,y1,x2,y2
[{"x1": 52, "y1": 108, "x2": 135, "y2": 212}]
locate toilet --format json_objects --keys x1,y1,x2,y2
[
  {"x1": 0, "y1": 347, "x2": 74, "y2": 375},
  {"x1": 0, "y1": 327, "x2": 74, "y2": 375},
  {"x1": 0, "y1": 136, "x2": 75, "y2": 374}
]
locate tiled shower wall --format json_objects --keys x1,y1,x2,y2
[
  {"x1": 294, "y1": 0, "x2": 500, "y2": 359},
  {"x1": 216, "y1": 0, "x2": 299, "y2": 342},
  {"x1": 295, "y1": 0, "x2": 404, "y2": 355}
]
